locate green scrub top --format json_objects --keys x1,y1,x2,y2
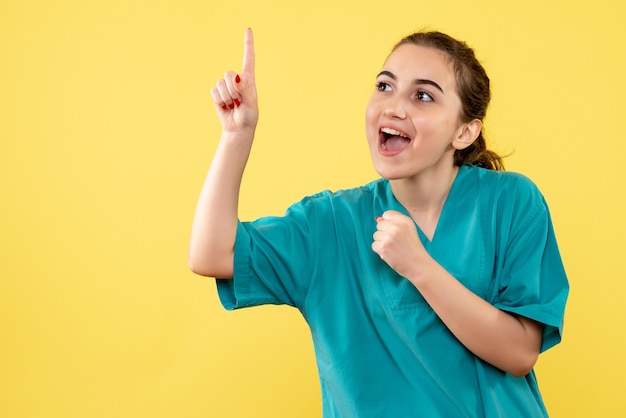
[{"x1": 217, "y1": 164, "x2": 569, "y2": 417}]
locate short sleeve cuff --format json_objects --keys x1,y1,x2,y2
[
  {"x1": 494, "y1": 303, "x2": 565, "y2": 352},
  {"x1": 215, "y1": 222, "x2": 252, "y2": 310}
]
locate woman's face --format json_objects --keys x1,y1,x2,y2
[{"x1": 365, "y1": 43, "x2": 472, "y2": 181}]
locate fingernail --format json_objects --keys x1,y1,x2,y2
[
  {"x1": 234, "y1": 98, "x2": 241, "y2": 107},
  {"x1": 235, "y1": 74, "x2": 241, "y2": 83},
  {"x1": 221, "y1": 104, "x2": 228, "y2": 110},
  {"x1": 228, "y1": 103, "x2": 235, "y2": 109},
  {"x1": 375, "y1": 216, "x2": 383, "y2": 222}
]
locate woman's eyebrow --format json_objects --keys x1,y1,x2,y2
[{"x1": 377, "y1": 70, "x2": 444, "y2": 93}]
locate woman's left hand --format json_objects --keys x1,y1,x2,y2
[{"x1": 372, "y1": 210, "x2": 430, "y2": 280}]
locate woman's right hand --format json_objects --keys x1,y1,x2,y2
[
  {"x1": 210, "y1": 28, "x2": 258, "y2": 136},
  {"x1": 190, "y1": 29, "x2": 258, "y2": 279}
]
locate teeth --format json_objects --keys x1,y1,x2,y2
[{"x1": 381, "y1": 127, "x2": 407, "y2": 137}]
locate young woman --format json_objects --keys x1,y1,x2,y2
[{"x1": 189, "y1": 28, "x2": 569, "y2": 417}]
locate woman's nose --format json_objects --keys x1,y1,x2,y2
[{"x1": 382, "y1": 98, "x2": 407, "y2": 119}]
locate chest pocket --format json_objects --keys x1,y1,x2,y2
[
  {"x1": 382, "y1": 223, "x2": 493, "y2": 311},
  {"x1": 379, "y1": 256, "x2": 431, "y2": 311},
  {"x1": 384, "y1": 271, "x2": 431, "y2": 311}
]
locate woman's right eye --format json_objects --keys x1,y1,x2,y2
[{"x1": 375, "y1": 81, "x2": 391, "y2": 92}]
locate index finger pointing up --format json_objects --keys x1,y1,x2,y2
[{"x1": 241, "y1": 28, "x2": 255, "y2": 79}]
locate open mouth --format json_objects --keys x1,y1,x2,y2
[{"x1": 379, "y1": 127, "x2": 411, "y2": 154}]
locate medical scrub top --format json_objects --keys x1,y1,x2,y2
[{"x1": 217, "y1": 164, "x2": 569, "y2": 418}]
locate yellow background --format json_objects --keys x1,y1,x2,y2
[{"x1": 1, "y1": 0, "x2": 624, "y2": 416}]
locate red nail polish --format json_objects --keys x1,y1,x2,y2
[
  {"x1": 234, "y1": 98, "x2": 241, "y2": 107},
  {"x1": 221, "y1": 104, "x2": 228, "y2": 110},
  {"x1": 235, "y1": 74, "x2": 241, "y2": 83},
  {"x1": 228, "y1": 103, "x2": 235, "y2": 109}
]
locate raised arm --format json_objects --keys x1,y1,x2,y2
[{"x1": 189, "y1": 28, "x2": 257, "y2": 278}]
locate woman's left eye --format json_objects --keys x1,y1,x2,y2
[{"x1": 417, "y1": 91, "x2": 434, "y2": 102}]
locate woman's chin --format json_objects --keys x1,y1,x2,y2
[{"x1": 373, "y1": 165, "x2": 407, "y2": 181}]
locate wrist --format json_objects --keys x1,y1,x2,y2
[
  {"x1": 406, "y1": 254, "x2": 440, "y2": 289},
  {"x1": 221, "y1": 128, "x2": 256, "y2": 142}
]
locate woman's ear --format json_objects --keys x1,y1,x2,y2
[{"x1": 452, "y1": 119, "x2": 482, "y2": 150}]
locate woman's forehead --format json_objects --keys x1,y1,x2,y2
[{"x1": 382, "y1": 44, "x2": 457, "y2": 88}]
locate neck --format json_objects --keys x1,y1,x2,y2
[
  {"x1": 391, "y1": 164, "x2": 459, "y2": 207},
  {"x1": 389, "y1": 165, "x2": 459, "y2": 237}
]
